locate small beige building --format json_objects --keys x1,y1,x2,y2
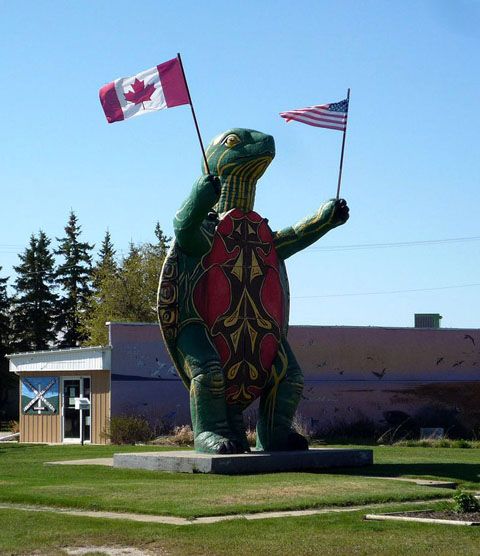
[{"x1": 8, "y1": 346, "x2": 111, "y2": 444}]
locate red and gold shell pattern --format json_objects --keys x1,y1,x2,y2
[{"x1": 193, "y1": 209, "x2": 284, "y2": 405}]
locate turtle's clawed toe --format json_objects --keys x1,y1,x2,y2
[
  {"x1": 195, "y1": 431, "x2": 245, "y2": 454},
  {"x1": 216, "y1": 440, "x2": 243, "y2": 454}
]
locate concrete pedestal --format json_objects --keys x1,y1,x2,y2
[{"x1": 113, "y1": 448, "x2": 373, "y2": 474}]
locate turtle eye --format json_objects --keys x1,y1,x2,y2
[{"x1": 224, "y1": 134, "x2": 241, "y2": 148}]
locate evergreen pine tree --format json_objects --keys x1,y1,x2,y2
[
  {"x1": 79, "y1": 229, "x2": 117, "y2": 345},
  {"x1": 93, "y1": 229, "x2": 117, "y2": 288},
  {"x1": 55, "y1": 211, "x2": 94, "y2": 347},
  {"x1": 154, "y1": 221, "x2": 171, "y2": 253},
  {"x1": 116, "y1": 241, "x2": 153, "y2": 322},
  {"x1": 81, "y1": 223, "x2": 170, "y2": 346},
  {"x1": 0, "y1": 266, "x2": 15, "y2": 418},
  {"x1": 0, "y1": 268, "x2": 11, "y2": 354},
  {"x1": 11, "y1": 232, "x2": 58, "y2": 351}
]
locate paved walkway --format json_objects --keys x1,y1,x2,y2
[
  {"x1": 45, "y1": 458, "x2": 114, "y2": 466},
  {"x1": 357, "y1": 476, "x2": 457, "y2": 489},
  {"x1": 0, "y1": 432, "x2": 19, "y2": 441},
  {"x1": 0, "y1": 498, "x2": 452, "y2": 526}
]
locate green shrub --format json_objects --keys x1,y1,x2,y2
[
  {"x1": 452, "y1": 439, "x2": 471, "y2": 449},
  {"x1": 453, "y1": 490, "x2": 480, "y2": 514},
  {"x1": 103, "y1": 416, "x2": 153, "y2": 445},
  {"x1": 436, "y1": 438, "x2": 450, "y2": 447},
  {"x1": 393, "y1": 438, "x2": 480, "y2": 449}
]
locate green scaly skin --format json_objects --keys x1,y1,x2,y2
[{"x1": 163, "y1": 128, "x2": 349, "y2": 454}]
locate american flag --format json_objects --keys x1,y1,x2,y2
[{"x1": 280, "y1": 98, "x2": 348, "y2": 131}]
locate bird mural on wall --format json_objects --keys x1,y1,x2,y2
[
  {"x1": 372, "y1": 368, "x2": 387, "y2": 380},
  {"x1": 464, "y1": 334, "x2": 475, "y2": 345}
]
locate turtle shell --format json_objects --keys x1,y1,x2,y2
[
  {"x1": 158, "y1": 209, "x2": 285, "y2": 405},
  {"x1": 192, "y1": 209, "x2": 284, "y2": 405},
  {"x1": 157, "y1": 243, "x2": 187, "y2": 386}
]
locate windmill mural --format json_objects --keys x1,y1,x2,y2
[{"x1": 21, "y1": 377, "x2": 59, "y2": 415}]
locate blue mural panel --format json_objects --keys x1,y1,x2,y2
[{"x1": 21, "y1": 377, "x2": 59, "y2": 415}]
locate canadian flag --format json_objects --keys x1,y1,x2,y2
[{"x1": 99, "y1": 57, "x2": 190, "y2": 123}]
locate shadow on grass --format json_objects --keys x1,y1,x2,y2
[
  {"x1": 328, "y1": 463, "x2": 480, "y2": 485},
  {"x1": 0, "y1": 444, "x2": 30, "y2": 455}
]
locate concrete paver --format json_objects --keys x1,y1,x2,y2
[
  {"x1": 358, "y1": 476, "x2": 457, "y2": 489},
  {"x1": 45, "y1": 458, "x2": 114, "y2": 466},
  {"x1": 0, "y1": 498, "x2": 452, "y2": 526}
]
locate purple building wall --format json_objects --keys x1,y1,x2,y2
[
  {"x1": 109, "y1": 323, "x2": 190, "y2": 427},
  {"x1": 289, "y1": 326, "x2": 480, "y2": 436},
  {"x1": 109, "y1": 322, "x2": 480, "y2": 435}
]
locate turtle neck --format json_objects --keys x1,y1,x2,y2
[{"x1": 214, "y1": 174, "x2": 258, "y2": 213}]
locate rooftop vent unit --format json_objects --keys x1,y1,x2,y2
[{"x1": 414, "y1": 313, "x2": 442, "y2": 329}]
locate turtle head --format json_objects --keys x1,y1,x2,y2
[{"x1": 203, "y1": 128, "x2": 275, "y2": 213}]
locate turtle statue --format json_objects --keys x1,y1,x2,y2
[{"x1": 158, "y1": 128, "x2": 349, "y2": 454}]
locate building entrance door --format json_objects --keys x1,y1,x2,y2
[{"x1": 62, "y1": 377, "x2": 91, "y2": 443}]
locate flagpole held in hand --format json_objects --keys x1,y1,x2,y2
[
  {"x1": 336, "y1": 88, "x2": 350, "y2": 200},
  {"x1": 177, "y1": 53, "x2": 210, "y2": 174},
  {"x1": 279, "y1": 93, "x2": 350, "y2": 199}
]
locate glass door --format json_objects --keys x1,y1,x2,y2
[
  {"x1": 82, "y1": 377, "x2": 91, "y2": 443},
  {"x1": 62, "y1": 377, "x2": 91, "y2": 443}
]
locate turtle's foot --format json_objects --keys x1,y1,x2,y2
[
  {"x1": 256, "y1": 430, "x2": 309, "y2": 451},
  {"x1": 195, "y1": 431, "x2": 244, "y2": 454},
  {"x1": 287, "y1": 431, "x2": 309, "y2": 451}
]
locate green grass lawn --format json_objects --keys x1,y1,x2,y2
[
  {"x1": 0, "y1": 443, "x2": 479, "y2": 555},
  {"x1": 334, "y1": 444, "x2": 480, "y2": 489},
  {"x1": 1, "y1": 503, "x2": 480, "y2": 556},
  {"x1": 0, "y1": 444, "x2": 460, "y2": 517}
]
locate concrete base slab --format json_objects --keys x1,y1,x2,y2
[{"x1": 113, "y1": 448, "x2": 373, "y2": 474}]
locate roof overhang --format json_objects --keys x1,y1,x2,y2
[{"x1": 7, "y1": 346, "x2": 112, "y2": 374}]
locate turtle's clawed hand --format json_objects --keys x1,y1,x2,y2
[
  {"x1": 332, "y1": 198, "x2": 350, "y2": 226},
  {"x1": 201, "y1": 173, "x2": 221, "y2": 196}
]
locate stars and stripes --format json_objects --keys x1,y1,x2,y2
[{"x1": 280, "y1": 98, "x2": 349, "y2": 131}]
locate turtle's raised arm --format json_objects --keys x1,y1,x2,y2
[
  {"x1": 173, "y1": 174, "x2": 221, "y2": 256},
  {"x1": 273, "y1": 199, "x2": 349, "y2": 260}
]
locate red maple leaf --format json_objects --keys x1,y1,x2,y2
[{"x1": 124, "y1": 78, "x2": 156, "y2": 105}]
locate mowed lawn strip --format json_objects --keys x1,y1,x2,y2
[
  {"x1": 0, "y1": 444, "x2": 465, "y2": 518},
  {"x1": 1, "y1": 502, "x2": 480, "y2": 556},
  {"x1": 352, "y1": 444, "x2": 480, "y2": 489}
]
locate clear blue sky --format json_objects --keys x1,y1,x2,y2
[{"x1": 1, "y1": 0, "x2": 479, "y2": 328}]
